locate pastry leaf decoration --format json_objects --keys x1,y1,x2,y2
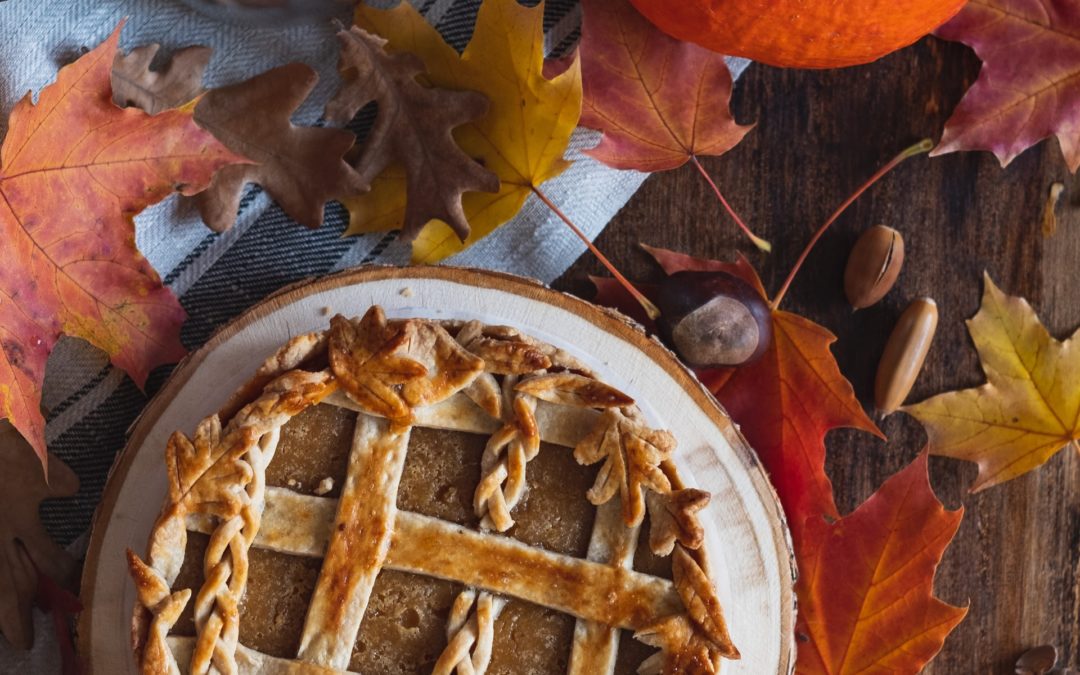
[
  {"x1": 328, "y1": 308, "x2": 428, "y2": 424},
  {"x1": 672, "y1": 545, "x2": 736, "y2": 655},
  {"x1": 400, "y1": 321, "x2": 485, "y2": 408},
  {"x1": 573, "y1": 409, "x2": 674, "y2": 526},
  {"x1": 646, "y1": 488, "x2": 710, "y2": 556},
  {"x1": 456, "y1": 321, "x2": 553, "y2": 375},
  {"x1": 634, "y1": 614, "x2": 723, "y2": 675},
  {"x1": 515, "y1": 372, "x2": 634, "y2": 408},
  {"x1": 325, "y1": 25, "x2": 498, "y2": 242}
]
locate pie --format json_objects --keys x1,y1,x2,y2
[{"x1": 127, "y1": 306, "x2": 738, "y2": 674}]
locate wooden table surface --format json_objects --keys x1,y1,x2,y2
[{"x1": 553, "y1": 36, "x2": 1080, "y2": 674}]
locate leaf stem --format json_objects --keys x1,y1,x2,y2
[
  {"x1": 532, "y1": 185, "x2": 661, "y2": 320},
  {"x1": 690, "y1": 155, "x2": 771, "y2": 253},
  {"x1": 770, "y1": 139, "x2": 933, "y2": 310}
]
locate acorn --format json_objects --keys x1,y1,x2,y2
[
  {"x1": 844, "y1": 225, "x2": 904, "y2": 309},
  {"x1": 656, "y1": 271, "x2": 773, "y2": 368}
]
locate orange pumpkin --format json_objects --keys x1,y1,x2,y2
[{"x1": 627, "y1": 0, "x2": 969, "y2": 69}]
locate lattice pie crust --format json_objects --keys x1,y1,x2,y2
[{"x1": 127, "y1": 307, "x2": 739, "y2": 674}]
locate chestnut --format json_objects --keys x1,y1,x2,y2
[{"x1": 656, "y1": 271, "x2": 773, "y2": 368}]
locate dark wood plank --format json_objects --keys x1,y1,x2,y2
[{"x1": 554, "y1": 35, "x2": 1080, "y2": 674}]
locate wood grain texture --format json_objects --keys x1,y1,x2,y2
[{"x1": 554, "y1": 36, "x2": 1080, "y2": 674}]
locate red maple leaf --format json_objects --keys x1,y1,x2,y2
[
  {"x1": 933, "y1": 0, "x2": 1080, "y2": 170},
  {"x1": 0, "y1": 24, "x2": 244, "y2": 468},
  {"x1": 577, "y1": 0, "x2": 750, "y2": 172},
  {"x1": 796, "y1": 453, "x2": 967, "y2": 674}
]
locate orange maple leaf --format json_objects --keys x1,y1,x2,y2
[
  {"x1": 796, "y1": 453, "x2": 966, "y2": 674},
  {"x1": 0, "y1": 24, "x2": 244, "y2": 470}
]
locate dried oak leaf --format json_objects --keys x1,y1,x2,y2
[
  {"x1": 0, "y1": 422, "x2": 79, "y2": 650},
  {"x1": 112, "y1": 43, "x2": 211, "y2": 114},
  {"x1": 325, "y1": 25, "x2": 498, "y2": 242},
  {"x1": 193, "y1": 63, "x2": 366, "y2": 232},
  {"x1": 354, "y1": 0, "x2": 581, "y2": 262},
  {"x1": 574, "y1": 408, "x2": 674, "y2": 526},
  {"x1": 646, "y1": 487, "x2": 710, "y2": 556},
  {"x1": 933, "y1": 0, "x2": 1080, "y2": 171},
  {"x1": 0, "y1": 24, "x2": 243, "y2": 468},
  {"x1": 328, "y1": 308, "x2": 427, "y2": 423},
  {"x1": 905, "y1": 274, "x2": 1080, "y2": 491},
  {"x1": 400, "y1": 321, "x2": 485, "y2": 408},
  {"x1": 515, "y1": 372, "x2": 634, "y2": 408}
]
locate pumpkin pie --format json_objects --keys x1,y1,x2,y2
[{"x1": 127, "y1": 306, "x2": 738, "y2": 674}]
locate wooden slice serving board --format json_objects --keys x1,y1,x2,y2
[{"x1": 78, "y1": 266, "x2": 796, "y2": 674}]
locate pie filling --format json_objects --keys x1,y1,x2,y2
[{"x1": 128, "y1": 308, "x2": 736, "y2": 675}]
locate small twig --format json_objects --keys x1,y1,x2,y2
[
  {"x1": 689, "y1": 155, "x2": 771, "y2": 252},
  {"x1": 770, "y1": 139, "x2": 933, "y2": 310},
  {"x1": 532, "y1": 185, "x2": 661, "y2": 320}
]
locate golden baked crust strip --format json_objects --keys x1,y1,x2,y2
[
  {"x1": 168, "y1": 636, "x2": 349, "y2": 675},
  {"x1": 324, "y1": 389, "x2": 598, "y2": 448},
  {"x1": 190, "y1": 487, "x2": 682, "y2": 631},
  {"x1": 297, "y1": 415, "x2": 412, "y2": 669},
  {"x1": 568, "y1": 499, "x2": 641, "y2": 674},
  {"x1": 390, "y1": 513, "x2": 682, "y2": 631}
]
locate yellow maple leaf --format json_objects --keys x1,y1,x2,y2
[
  {"x1": 352, "y1": 0, "x2": 582, "y2": 263},
  {"x1": 904, "y1": 274, "x2": 1080, "y2": 491}
]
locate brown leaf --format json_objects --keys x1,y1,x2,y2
[
  {"x1": 516, "y1": 372, "x2": 634, "y2": 408},
  {"x1": 456, "y1": 321, "x2": 552, "y2": 375},
  {"x1": 325, "y1": 25, "x2": 498, "y2": 241},
  {"x1": 672, "y1": 545, "x2": 737, "y2": 657},
  {"x1": 193, "y1": 63, "x2": 365, "y2": 232},
  {"x1": 328, "y1": 309, "x2": 428, "y2": 423},
  {"x1": 0, "y1": 422, "x2": 79, "y2": 650},
  {"x1": 647, "y1": 488, "x2": 710, "y2": 556},
  {"x1": 400, "y1": 321, "x2": 485, "y2": 407},
  {"x1": 574, "y1": 409, "x2": 674, "y2": 526},
  {"x1": 111, "y1": 44, "x2": 211, "y2": 114}
]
